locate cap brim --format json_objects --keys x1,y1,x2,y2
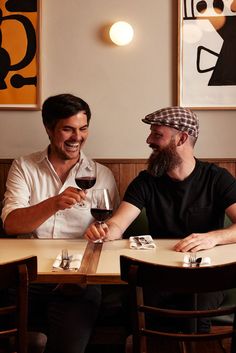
[{"x1": 142, "y1": 118, "x2": 162, "y2": 125}]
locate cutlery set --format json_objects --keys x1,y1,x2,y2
[
  {"x1": 189, "y1": 257, "x2": 202, "y2": 267},
  {"x1": 60, "y1": 249, "x2": 70, "y2": 270},
  {"x1": 183, "y1": 253, "x2": 211, "y2": 267}
]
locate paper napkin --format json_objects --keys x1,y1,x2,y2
[
  {"x1": 129, "y1": 235, "x2": 156, "y2": 250},
  {"x1": 52, "y1": 252, "x2": 82, "y2": 271},
  {"x1": 183, "y1": 255, "x2": 211, "y2": 266}
]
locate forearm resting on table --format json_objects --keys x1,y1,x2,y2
[
  {"x1": 215, "y1": 204, "x2": 236, "y2": 245},
  {"x1": 217, "y1": 203, "x2": 236, "y2": 244},
  {"x1": 3, "y1": 197, "x2": 58, "y2": 235},
  {"x1": 174, "y1": 223, "x2": 236, "y2": 252},
  {"x1": 212, "y1": 223, "x2": 236, "y2": 245}
]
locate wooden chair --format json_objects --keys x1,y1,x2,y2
[
  {"x1": 0, "y1": 256, "x2": 37, "y2": 353},
  {"x1": 120, "y1": 255, "x2": 236, "y2": 353}
]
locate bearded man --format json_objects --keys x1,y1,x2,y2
[{"x1": 85, "y1": 106, "x2": 236, "y2": 333}]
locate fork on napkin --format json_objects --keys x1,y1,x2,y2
[
  {"x1": 129, "y1": 235, "x2": 156, "y2": 249},
  {"x1": 183, "y1": 255, "x2": 211, "y2": 267},
  {"x1": 52, "y1": 250, "x2": 82, "y2": 271}
]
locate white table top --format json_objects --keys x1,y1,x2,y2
[
  {"x1": 0, "y1": 238, "x2": 89, "y2": 283},
  {"x1": 87, "y1": 239, "x2": 236, "y2": 283}
]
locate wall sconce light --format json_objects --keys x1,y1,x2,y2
[{"x1": 109, "y1": 21, "x2": 134, "y2": 46}]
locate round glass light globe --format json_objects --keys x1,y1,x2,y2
[{"x1": 109, "y1": 21, "x2": 134, "y2": 46}]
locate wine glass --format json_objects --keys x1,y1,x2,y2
[
  {"x1": 75, "y1": 160, "x2": 96, "y2": 206},
  {"x1": 91, "y1": 189, "x2": 113, "y2": 241}
]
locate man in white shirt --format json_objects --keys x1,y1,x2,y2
[
  {"x1": 1, "y1": 93, "x2": 119, "y2": 353},
  {"x1": 2, "y1": 96, "x2": 119, "y2": 238},
  {"x1": 2, "y1": 149, "x2": 118, "y2": 238}
]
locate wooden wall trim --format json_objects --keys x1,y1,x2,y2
[
  {"x1": 2, "y1": 157, "x2": 236, "y2": 164},
  {"x1": 97, "y1": 158, "x2": 236, "y2": 163},
  {"x1": 96, "y1": 159, "x2": 147, "y2": 164}
]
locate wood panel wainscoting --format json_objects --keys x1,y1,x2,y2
[{"x1": 1, "y1": 158, "x2": 236, "y2": 201}]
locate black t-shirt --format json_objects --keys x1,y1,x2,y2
[{"x1": 123, "y1": 159, "x2": 236, "y2": 238}]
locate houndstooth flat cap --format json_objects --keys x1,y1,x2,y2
[{"x1": 142, "y1": 106, "x2": 199, "y2": 138}]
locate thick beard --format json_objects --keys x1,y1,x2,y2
[{"x1": 147, "y1": 140, "x2": 182, "y2": 177}]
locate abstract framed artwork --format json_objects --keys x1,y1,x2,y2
[
  {"x1": 178, "y1": 0, "x2": 236, "y2": 110},
  {"x1": 0, "y1": 0, "x2": 41, "y2": 110}
]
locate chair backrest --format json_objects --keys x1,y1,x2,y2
[
  {"x1": 120, "y1": 255, "x2": 236, "y2": 353},
  {"x1": 0, "y1": 256, "x2": 37, "y2": 353}
]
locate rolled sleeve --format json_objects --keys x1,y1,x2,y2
[{"x1": 1, "y1": 159, "x2": 31, "y2": 224}]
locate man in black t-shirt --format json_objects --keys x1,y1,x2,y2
[
  {"x1": 85, "y1": 106, "x2": 236, "y2": 332},
  {"x1": 85, "y1": 106, "x2": 236, "y2": 250}
]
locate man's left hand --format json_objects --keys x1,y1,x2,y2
[{"x1": 174, "y1": 233, "x2": 218, "y2": 252}]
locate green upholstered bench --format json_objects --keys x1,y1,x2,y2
[{"x1": 123, "y1": 208, "x2": 149, "y2": 238}]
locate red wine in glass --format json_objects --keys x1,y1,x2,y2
[
  {"x1": 91, "y1": 189, "x2": 113, "y2": 242},
  {"x1": 75, "y1": 160, "x2": 96, "y2": 206},
  {"x1": 75, "y1": 159, "x2": 96, "y2": 190},
  {"x1": 91, "y1": 208, "x2": 112, "y2": 222},
  {"x1": 75, "y1": 177, "x2": 96, "y2": 190}
]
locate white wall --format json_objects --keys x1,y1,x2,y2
[{"x1": 0, "y1": 0, "x2": 236, "y2": 159}]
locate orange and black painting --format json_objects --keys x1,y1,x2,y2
[{"x1": 0, "y1": 0, "x2": 40, "y2": 109}]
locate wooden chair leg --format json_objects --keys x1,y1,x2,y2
[
  {"x1": 178, "y1": 341, "x2": 187, "y2": 353},
  {"x1": 125, "y1": 335, "x2": 133, "y2": 353}
]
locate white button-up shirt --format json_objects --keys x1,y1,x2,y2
[{"x1": 2, "y1": 148, "x2": 120, "y2": 238}]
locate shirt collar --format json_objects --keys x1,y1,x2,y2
[
  {"x1": 34, "y1": 147, "x2": 49, "y2": 164},
  {"x1": 77, "y1": 151, "x2": 94, "y2": 170}
]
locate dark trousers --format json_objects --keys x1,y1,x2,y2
[{"x1": 28, "y1": 284, "x2": 102, "y2": 353}]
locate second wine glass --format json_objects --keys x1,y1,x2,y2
[{"x1": 91, "y1": 189, "x2": 113, "y2": 224}]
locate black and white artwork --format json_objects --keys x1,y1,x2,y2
[{"x1": 178, "y1": 0, "x2": 236, "y2": 109}]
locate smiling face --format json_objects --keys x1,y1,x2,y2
[{"x1": 46, "y1": 111, "x2": 89, "y2": 163}]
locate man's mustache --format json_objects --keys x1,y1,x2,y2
[{"x1": 149, "y1": 144, "x2": 160, "y2": 150}]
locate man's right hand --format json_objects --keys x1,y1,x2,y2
[
  {"x1": 4, "y1": 187, "x2": 87, "y2": 235},
  {"x1": 54, "y1": 187, "x2": 86, "y2": 210},
  {"x1": 84, "y1": 222, "x2": 109, "y2": 242}
]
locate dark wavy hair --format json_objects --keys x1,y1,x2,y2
[{"x1": 42, "y1": 93, "x2": 91, "y2": 129}]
